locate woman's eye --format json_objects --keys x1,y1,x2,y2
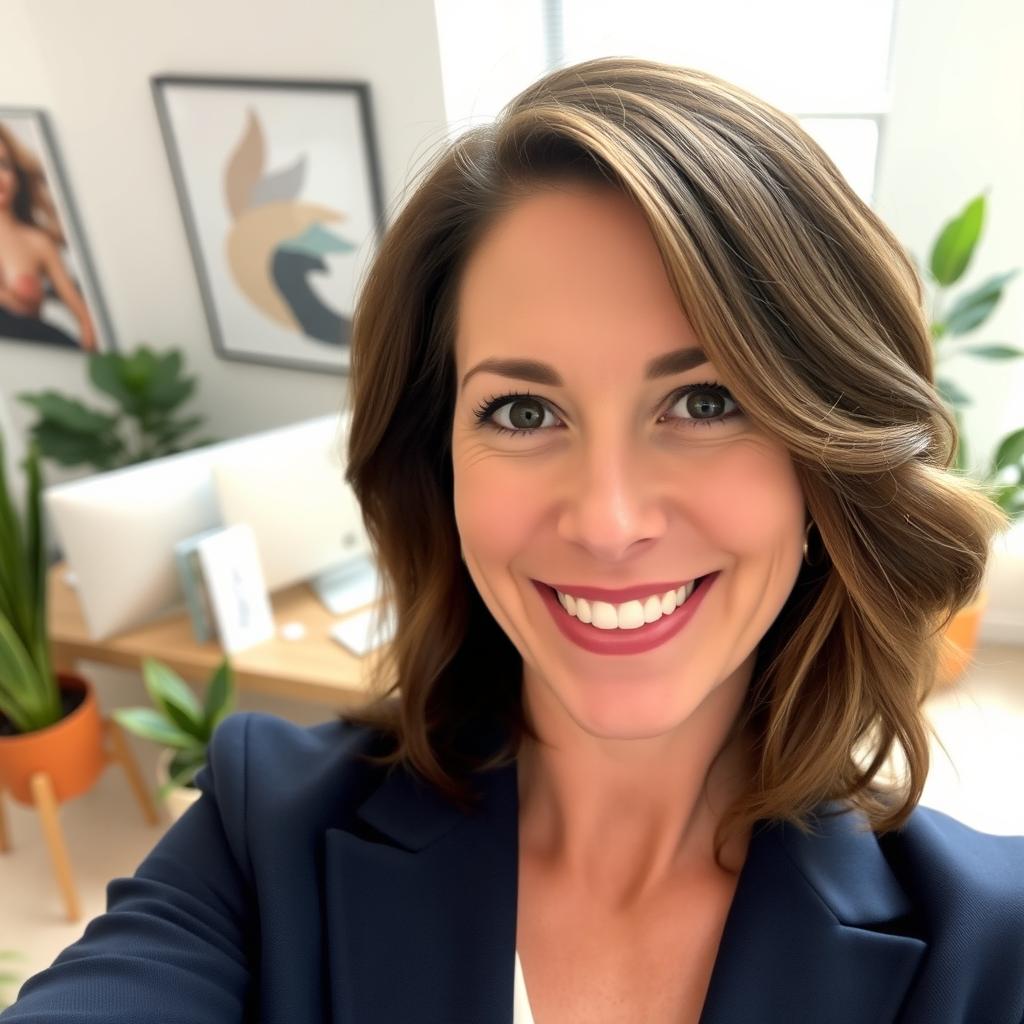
[
  {"x1": 472, "y1": 382, "x2": 743, "y2": 438},
  {"x1": 663, "y1": 382, "x2": 742, "y2": 429},
  {"x1": 473, "y1": 391, "x2": 555, "y2": 436}
]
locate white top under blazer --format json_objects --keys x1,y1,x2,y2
[{"x1": 513, "y1": 949, "x2": 536, "y2": 1023}]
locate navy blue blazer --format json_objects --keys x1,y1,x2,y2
[{"x1": 2, "y1": 709, "x2": 1023, "y2": 1023}]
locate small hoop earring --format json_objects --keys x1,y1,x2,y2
[{"x1": 802, "y1": 520, "x2": 818, "y2": 566}]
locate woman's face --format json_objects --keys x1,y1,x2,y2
[
  {"x1": 0, "y1": 139, "x2": 16, "y2": 210},
  {"x1": 451, "y1": 183, "x2": 807, "y2": 739}
]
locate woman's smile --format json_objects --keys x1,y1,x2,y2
[{"x1": 531, "y1": 571, "x2": 721, "y2": 656}]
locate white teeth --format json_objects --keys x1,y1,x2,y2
[
  {"x1": 642, "y1": 594, "x2": 663, "y2": 624},
  {"x1": 590, "y1": 600, "x2": 621, "y2": 629},
  {"x1": 555, "y1": 580, "x2": 698, "y2": 630}
]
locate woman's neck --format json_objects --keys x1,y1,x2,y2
[{"x1": 516, "y1": 659, "x2": 756, "y2": 911}]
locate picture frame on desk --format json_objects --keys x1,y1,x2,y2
[
  {"x1": 177, "y1": 524, "x2": 275, "y2": 654},
  {"x1": 174, "y1": 531, "x2": 219, "y2": 644}
]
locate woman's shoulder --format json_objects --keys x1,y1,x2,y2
[
  {"x1": 894, "y1": 800, "x2": 1023, "y2": 856},
  {"x1": 875, "y1": 802, "x2": 1024, "y2": 940},
  {"x1": 199, "y1": 709, "x2": 398, "y2": 818},
  {"x1": 21, "y1": 223, "x2": 56, "y2": 255},
  {"x1": 895, "y1": 802, "x2": 1024, "y2": 884},
  {"x1": 780, "y1": 797, "x2": 1024, "y2": 937},
  {"x1": 217, "y1": 707, "x2": 390, "y2": 748},
  {"x1": 807, "y1": 796, "x2": 1024, "y2": 872},
  {"x1": 209, "y1": 707, "x2": 395, "y2": 767}
]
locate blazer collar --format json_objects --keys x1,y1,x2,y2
[{"x1": 324, "y1": 746, "x2": 926, "y2": 1023}]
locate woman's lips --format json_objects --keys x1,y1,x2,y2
[{"x1": 532, "y1": 571, "x2": 719, "y2": 656}]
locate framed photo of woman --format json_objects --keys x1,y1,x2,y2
[
  {"x1": 0, "y1": 107, "x2": 114, "y2": 353},
  {"x1": 152, "y1": 75, "x2": 386, "y2": 375}
]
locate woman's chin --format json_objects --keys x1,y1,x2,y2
[{"x1": 554, "y1": 682, "x2": 707, "y2": 738}]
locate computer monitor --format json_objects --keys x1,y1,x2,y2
[
  {"x1": 43, "y1": 411, "x2": 367, "y2": 641},
  {"x1": 45, "y1": 442, "x2": 227, "y2": 640},
  {"x1": 210, "y1": 411, "x2": 371, "y2": 593}
]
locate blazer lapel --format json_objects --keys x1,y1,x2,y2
[
  {"x1": 700, "y1": 801, "x2": 928, "y2": 1023},
  {"x1": 325, "y1": 737, "x2": 927, "y2": 1024},
  {"x1": 324, "y1": 754, "x2": 520, "y2": 1023}
]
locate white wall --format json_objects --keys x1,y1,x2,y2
[{"x1": 3, "y1": 0, "x2": 52, "y2": 102}]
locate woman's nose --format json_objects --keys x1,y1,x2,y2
[{"x1": 556, "y1": 441, "x2": 669, "y2": 560}]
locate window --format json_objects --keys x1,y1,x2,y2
[{"x1": 434, "y1": 0, "x2": 898, "y2": 205}]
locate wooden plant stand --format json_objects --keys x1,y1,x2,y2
[{"x1": 0, "y1": 716, "x2": 162, "y2": 923}]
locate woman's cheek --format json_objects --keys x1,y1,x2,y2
[
  {"x1": 688, "y1": 442, "x2": 805, "y2": 550},
  {"x1": 458, "y1": 469, "x2": 539, "y2": 558}
]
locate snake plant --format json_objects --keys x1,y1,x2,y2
[{"x1": 0, "y1": 431, "x2": 62, "y2": 734}]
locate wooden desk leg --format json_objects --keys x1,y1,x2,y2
[
  {"x1": 28, "y1": 771, "x2": 81, "y2": 923},
  {"x1": 0, "y1": 786, "x2": 9, "y2": 853},
  {"x1": 103, "y1": 718, "x2": 162, "y2": 827}
]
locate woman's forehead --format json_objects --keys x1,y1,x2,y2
[
  {"x1": 455, "y1": 197, "x2": 702, "y2": 359},
  {"x1": 459, "y1": 186, "x2": 658, "y2": 289}
]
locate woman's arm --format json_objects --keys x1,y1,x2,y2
[
  {"x1": 35, "y1": 233, "x2": 98, "y2": 351},
  {"x1": 0, "y1": 714, "x2": 257, "y2": 1022}
]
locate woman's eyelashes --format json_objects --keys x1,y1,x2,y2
[{"x1": 471, "y1": 382, "x2": 743, "y2": 437}]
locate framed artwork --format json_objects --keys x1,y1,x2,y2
[
  {"x1": 152, "y1": 74, "x2": 386, "y2": 375},
  {"x1": 0, "y1": 107, "x2": 114, "y2": 353}
]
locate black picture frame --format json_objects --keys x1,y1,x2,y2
[
  {"x1": 151, "y1": 74, "x2": 386, "y2": 375},
  {"x1": 0, "y1": 106, "x2": 115, "y2": 354}
]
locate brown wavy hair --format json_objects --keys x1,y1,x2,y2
[
  {"x1": 338, "y1": 56, "x2": 1008, "y2": 868},
  {"x1": 0, "y1": 121, "x2": 66, "y2": 246}
]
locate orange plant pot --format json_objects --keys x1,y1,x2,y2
[
  {"x1": 935, "y1": 589, "x2": 989, "y2": 688},
  {"x1": 0, "y1": 672, "x2": 107, "y2": 806}
]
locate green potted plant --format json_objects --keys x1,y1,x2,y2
[
  {"x1": 112, "y1": 655, "x2": 236, "y2": 822},
  {"x1": 16, "y1": 343, "x2": 219, "y2": 473},
  {"x1": 0, "y1": 430, "x2": 107, "y2": 809},
  {"x1": 924, "y1": 191, "x2": 1024, "y2": 512},
  {"x1": 915, "y1": 190, "x2": 1024, "y2": 682}
]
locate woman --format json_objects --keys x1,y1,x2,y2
[
  {"x1": 0, "y1": 121, "x2": 97, "y2": 351},
  {"x1": 2, "y1": 58, "x2": 1022, "y2": 1024}
]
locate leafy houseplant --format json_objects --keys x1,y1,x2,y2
[
  {"x1": 1, "y1": 430, "x2": 187, "y2": 920},
  {"x1": 912, "y1": 191, "x2": 1023, "y2": 685},
  {"x1": 112, "y1": 655, "x2": 236, "y2": 802},
  {"x1": 0, "y1": 431, "x2": 61, "y2": 734},
  {"x1": 0, "y1": 428, "x2": 108, "y2": 840},
  {"x1": 16, "y1": 344, "x2": 219, "y2": 473},
  {"x1": 922, "y1": 192, "x2": 1024, "y2": 521}
]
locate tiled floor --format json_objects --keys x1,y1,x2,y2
[{"x1": 1, "y1": 645, "x2": 1023, "y2": 1007}]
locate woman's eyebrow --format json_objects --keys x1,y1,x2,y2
[{"x1": 459, "y1": 346, "x2": 710, "y2": 393}]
